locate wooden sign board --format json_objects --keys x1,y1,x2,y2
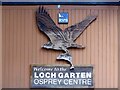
[{"x1": 30, "y1": 65, "x2": 94, "y2": 88}]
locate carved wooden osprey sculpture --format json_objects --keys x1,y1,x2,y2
[{"x1": 36, "y1": 6, "x2": 97, "y2": 69}]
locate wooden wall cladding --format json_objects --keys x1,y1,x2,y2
[
  {"x1": 118, "y1": 6, "x2": 120, "y2": 90},
  {"x1": 2, "y1": 5, "x2": 118, "y2": 88},
  {"x1": 0, "y1": 5, "x2": 2, "y2": 90}
]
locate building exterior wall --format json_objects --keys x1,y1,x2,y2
[
  {"x1": 0, "y1": 4, "x2": 2, "y2": 90},
  {"x1": 118, "y1": 6, "x2": 120, "y2": 90},
  {"x1": 2, "y1": 5, "x2": 118, "y2": 88}
]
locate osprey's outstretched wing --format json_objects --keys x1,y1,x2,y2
[
  {"x1": 64, "y1": 16, "x2": 97, "y2": 41},
  {"x1": 36, "y1": 6, "x2": 66, "y2": 42}
]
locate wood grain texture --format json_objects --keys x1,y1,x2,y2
[
  {"x1": 0, "y1": 5, "x2": 2, "y2": 90},
  {"x1": 118, "y1": 6, "x2": 120, "y2": 89},
  {"x1": 2, "y1": 5, "x2": 118, "y2": 88}
]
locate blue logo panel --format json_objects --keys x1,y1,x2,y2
[{"x1": 58, "y1": 12, "x2": 69, "y2": 24}]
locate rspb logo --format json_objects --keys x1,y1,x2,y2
[{"x1": 58, "y1": 12, "x2": 69, "y2": 24}]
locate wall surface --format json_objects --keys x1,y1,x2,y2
[
  {"x1": 2, "y1": 5, "x2": 118, "y2": 88},
  {"x1": 0, "y1": 3, "x2": 2, "y2": 90},
  {"x1": 118, "y1": 6, "x2": 120, "y2": 90}
]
